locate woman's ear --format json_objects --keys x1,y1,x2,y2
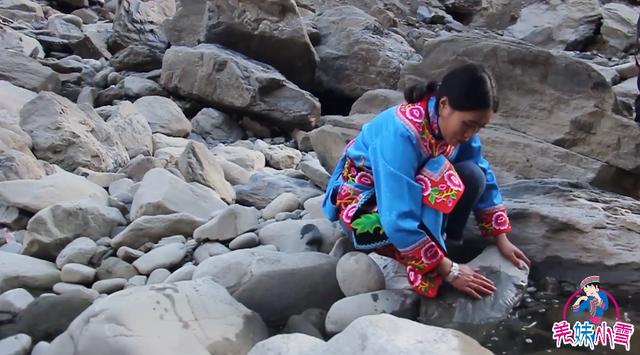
[{"x1": 439, "y1": 97, "x2": 448, "y2": 114}]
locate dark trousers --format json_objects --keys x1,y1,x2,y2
[{"x1": 444, "y1": 161, "x2": 486, "y2": 244}]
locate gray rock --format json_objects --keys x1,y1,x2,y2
[
  {"x1": 164, "y1": 0, "x2": 317, "y2": 88},
  {"x1": 126, "y1": 275, "x2": 147, "y2": 288},
  {"x1": 23, "y1": 200, "x2": 125, "y2": 260},
  {"x1": 91, "y1": 278, "x2": 126, "y2": 294},
  {"x1": 178, "y1": 141, "x2": 235, "y2": 203},
  {"x1": 30, "y1": 341, "x2": 50, "y2": 355},
  {"x1": 160, "y1": 44, "x2": 320, "y2": 131},
  {"x1": 0, "y1": 252, "x2": 60, "y2": 294},
  {"x1": 216, "y1": 157, "x2": 251, "y2": 186},
  {"x1": 193, "y1": 204, "x2": 260, "y2": 242},
  {"x1": 261, "y1": 192, "x2": 300, "y2": 220},
  {"x1": 117, "y1": 154, "x2": 167, "y2": 182},
  {"x1": 109, "y1": 45, "x2": 164, "y2": 72},
  {"x1": 418, "y1": 246, "x2": 528, "y2": 332},
  {"x1": 111, "y1": 213, "x2": 206, "y2": 250},
  {"x1": 193, "y1": 242, "x2": 230, "y2": 264},
  {"x1": 325, "y1": 289, "x2": 420, "y2": 334},
  {"x1": 263, "y1": 144, "x2": 302, "y2": 170},
  {"x1": 132, "y1": 243, "x2": 186, "y2": 275},
  {"x1": 164, "y1": 263, "x2": 196, "y2": 283},
  {"x1": 193, "y1": 249, "x2": 342, "y2": 325},
  {"x1": 191, "y1": 108, "x2": 243, "y2": 142},
  {"x1": 299, "y1": 155, "x2": 330, "y2": 190},
  {"x1": 0, "y1": 50, "x2": 60, "y2": 93},
  {"x1": 46, "y1": 15, "x2": 84, "y2": 42},
  {"x1": 308, "y1": 125, "x2": 359, "y2": 174},
  {"x1": 71, "y1": 8, "x2": 99, "y2": 24},
  {"x1": 313, "y1": 6, "x2": 420, "y2": 98},
  {"x1": 0, "y1": 289, "x2": 33, "y2": 316},
  {"x1": 249, "y1": 314, "x2": 492, "y2": 355},
  {"x1": 401, "y1": 33, "x2": 640, "y2": 174},
  {"x1": 115, "y1": 247, "x2": 144, "y2": 263},
  {"x1": 52, "y1": 282, "x2": 99, "y2": 300},
  {"x1": 105, "y1": 101, "x2": 154, "y2": 158},
  {"x1": 505, "y1": 0, "x2": 601, "y2": 51},
  {"x1": 211, "y1": 145, "x2": 265, "y2": 171},
  {"x1": 19, "y1": 92, "x2": 129, "y2": 172},
  {"x1": 146, "y1": 268, "x2": 170, "y2": 284},
  {"x1": 75, "y1": 168, "x2": 128, "y2": 188},
  {"x1": 96, "y1": 257, "x2": 138, "y2": 280},
  {"x1": 0, "y1": 25, "x2": 44, "y2": 59},
  {"x1": 350, "y1": 89, "x2": 404, "y2": 115},
  {"x1": 60, "y1": 263, "x2": 96, "y2": 284},
  {"x1": 235, "y1": 172, "x2": 323, "y2": 209},
  {"x1": 336, "y1": 252, "x2": 385, "y2": 297},
  {"x1": 229, "y1": 232, "x2": 260, "y2": 250},
  {"x1": 0, "y1": 170, "x2": 108, "y2": 213},
  {"x1": 55, "y1": 237, "x2": 97, "y2": 269},
  {"x1": 0, "y1": 149, "x2": 46, "y2": 182},
  {"x1": 258, "y1": 219, "x2": 340, "y2": 253},
  {"x1": 0, "y1": 0, "x2": 44, "y2": 24},
  {"x1": 133, "y1": 96, "x2": 191, "y2": 137},
  {"x1": 0, "y1": 333, "x2": 31, "y2": 355},
  {"x1": 130, "y1": 168, "x2": 227, "y2": 220},
  {"x1": 121, "y1": 77, "x2": 165, "y2": 98},
  {"x1": 110, "y1": 0, "x2": 175, "y2": 51},
  {"x1": 281, "y1": 308, "x2": 327, "y2": 339},
  {"x1": 44, "y1": 279, "x2": 269, "y2": 355}
]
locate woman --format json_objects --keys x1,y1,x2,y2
[{"x1": 322, "y1": 63, "x2": 531, "y2": 299}]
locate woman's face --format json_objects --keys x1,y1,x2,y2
[{"x1": 437, "y1": 97, "x2": 492, "y2": 146}]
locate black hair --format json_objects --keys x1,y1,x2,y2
[
  {"x1": 404, "y1": 63, "x2": 499, "y2": 113},
  {"x1": 584, "y1": 282, "x2": 600, "y2": 289}
]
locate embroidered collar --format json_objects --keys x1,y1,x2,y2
[{"x1": 395, "y1": 96, "x2": 454, "y2": 158}]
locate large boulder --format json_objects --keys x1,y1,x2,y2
[
  {"x1": 164, "y1": 0, "x2": 318, "y2": 88},
  {"x1": 600, "y1": 3, "x2": 639, "y2": 55},
  {"x1": 109, "y1": 0, "x2": 176, "y2": 51},
  {"x1": 0, "y1": 24, "x2": 44, "y2": 59},
  {"x1": 130, "y1": 168, "x2": 227, "y2": 220},
  {"x1": 0, "y1": 51, "x2": 60, "y2": 93},
  {"x1": 0, "y1": 170, "x2": 108, "y2": 213},
  {"x1": 312, "y1": 6, "x2": 420, "y2": 98},
  {"x1": 0, "y1": 149, "x2": 46, "y2": 182},
  {"x1": 473, "y1": 179, "x2": 640, "y2": 298},
  {"x1": 248, "y1": 314, "x2": 492, "y2": 355},
  {"x1": 160, "y1": 44, "x2": 320, "y2": 131},
  {"x1": 23, "y1": 200, "x2": 126, "y2": 260},
  {"x1": 309, "y1": 125, "x2": 358, "y2": 173},
  {"x1": 0, "y1": 252, "x2": 60, "y2": 294},
  {"x1": 504, "y1": 0, "x2": 601, "y2": 51},
  {"x1": 257, "y1": 219, "x2": 341, "y2": 253},
  {"x1": 401, "y1": 33, "x2": 640, "y2": 174},
  {"x1": 42, "y1": 279, "x2": 269, "y2": 355},
  {"x1": 193, "y1": 249, "x2": 343, "y2": 325},
  {"x1": 0, "y1": 0, "x2": 45, "y2": 24},
  {"x1": 234, "y1": 172, "x2": 323, "y2": 209},
  {"x1": 105, "y1": 101, "x2": 154, "y2": 158},
  {"x1": 19, "y1": 92, "x2": 129, "y2": 172}
]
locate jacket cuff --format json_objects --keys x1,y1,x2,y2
[
  {"x1": 399, "y1": 238, "x2": 445, "y2": 298},
  {"x1": 475, "y1": 204, "x2": 512, "y2": 238}
]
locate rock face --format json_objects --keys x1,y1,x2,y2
[
  {"x1": 193, "y1": 250, "x2": 343, "y2": 325},
  {"x1": 401, "y1": 33, "x2": 640, "y2": 174},
  {"x1": 42, "y1": 279, "x2": 269, "y2": 355},
  {"x1": 19, "y1": 92, "x2": 129, "y2": 173},
  {"x1": 105, "y1": 102, "x2": 153, "y2": 158},
  {"x1": 160, "y1": 44, "x2": 321, "y2": 131},
  {"x1": 110, "y1": 0, "x2": 176, "y2": 51},
  {"x1": 248, "y1": 314, "x2": 492, "y2": 355},
  {"x1": 313, "y1": 6, "x2": 420, "y2": 98},
  {"x1": 504, "y1": 0, "x2": 601, "y2": 51},
  {"x1": 600, "y1": 3, "x2": 638, "y2": 55},
  {"x1": 164, "y1": 0, "x2": 318, "y2": 88},
  {"x1": 485, "y1": 179, "x2": 640, "y2": 298}
]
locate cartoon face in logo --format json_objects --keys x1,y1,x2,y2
[{"x1": 571, "y1": 275, "x2": 608, "y2": 325}]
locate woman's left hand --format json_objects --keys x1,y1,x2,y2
[{"x1": 495, "y1": 234, "x2": 531, "y2": 270}]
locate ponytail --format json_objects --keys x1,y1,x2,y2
[{"x1": 403, "y1": 81, "x2": 439, "y2": 104}]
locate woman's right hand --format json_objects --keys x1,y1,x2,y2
[{"x1": 447, "y1": 263, "x2": 497, "y2": 299}]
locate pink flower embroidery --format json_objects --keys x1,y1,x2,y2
[
  {"x1": 355, "y1": 171, "x2": 374, "y2": 186},
  {"x1": 406, "y1": 105, "x2": 425, "y2": 123},
  {"x1": 444, "y1": 170, "x2": 464, "y2": 191},
  {"x1": 420, "y1": 241, "x2": 441, "y2": 264},
  {"x1": 492, "y1": 211, "x2": 510, "y2": 230},
  {"x1": 407, "y1": 265, "x2": 422, "y2": 287},
  {"x1": 416, "y1": 175, "x2": 432, "y2": 196},
  {"x1": 341, "y1": 204, "x2": 358, "y2": 224}
]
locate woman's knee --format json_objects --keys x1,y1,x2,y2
[{"x1": 454, "y1": 161, "x2": 486, "y2": 197}]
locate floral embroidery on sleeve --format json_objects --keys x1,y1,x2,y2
[{"x1": 475, "y1": 204, "x2": 512, "y2": 238}]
